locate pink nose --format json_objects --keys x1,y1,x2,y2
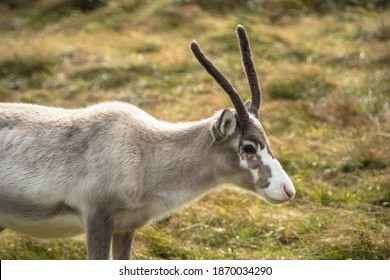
[{"x1": 282, "y1": 183, "x2": 296, "y2": 199}]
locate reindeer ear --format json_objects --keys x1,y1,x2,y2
[
  {"x1": 244, "y1": 100, "x2": 259, "y2": 118},
  {"x1": 244, "y1": 100, "x2": 251, "y2": 111},
  {"x1": 214, "y1": 109, "x2": 237, "y2": 139}
]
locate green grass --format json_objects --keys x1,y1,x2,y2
[{"x1": 0, "y1": 0, "x2": 389, "y2": 260}]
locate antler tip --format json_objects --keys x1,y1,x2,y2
[
  {"x1": 236, "y1": 24, "x2": 246, "y2": 32},
  {"x1": 190, "y1": 40, "x2": 200, "y2": 51}
]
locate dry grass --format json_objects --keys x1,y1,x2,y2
[{"x1": 0, "y1": 0, "x2": 389, "y2": 259}]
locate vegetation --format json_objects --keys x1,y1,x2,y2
[{"x1": 0, "y1": 0, "x2": 389, "y2": 260}]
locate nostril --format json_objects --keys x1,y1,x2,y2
[{"x1": 282, "y1": 183, "x2": 295, "y2": 199}]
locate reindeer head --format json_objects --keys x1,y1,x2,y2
[{"x1": 191, "y1": 25, "x2": 295, "y2": 204}]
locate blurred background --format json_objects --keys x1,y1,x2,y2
[{"x1": 0, "y1": 0, "x2": 389, "y2": 259}]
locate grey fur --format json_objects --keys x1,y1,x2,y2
[
  {"x1": 0, "y1": 102, "x2": 272, "y2": 258},
  {"x1": 112, "y1": 231, "x2": 135, "y2": 260},
  {"x1": 86, "y1": 208, "x2": 115, "y2": 260}
]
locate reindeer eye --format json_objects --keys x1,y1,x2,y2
[{"x1": 243, "y1": 144, "x2": 256, "y2": 153}]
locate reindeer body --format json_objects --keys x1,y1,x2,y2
[
  {"x1": 0, "y1": 26, "x2": 296, "y2": 259},
  {"x1": 0, "y1": 102, "x2": 221, "y2": 234}
]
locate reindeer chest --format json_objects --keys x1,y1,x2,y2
[
  {"x1": 151, "y1": 189, "x2": 203, "y2": 215},
  {"x1": 113, "y1": 188, "x2": 206, "y2": 232}
]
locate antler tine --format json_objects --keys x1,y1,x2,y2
[
  {"x1": 190, "y1": 40, "x2": 249, "y2": 130},
  {"x1": 236, "y1": 25, "x2": 262, "y2": 116}
]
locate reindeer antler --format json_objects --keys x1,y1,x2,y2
[
  {"x1": 236, "y1": 25, "x2": 262, "y2": 116},
  {"x1": 190, "y1": 41, "x2": 249, "y2": 130}
]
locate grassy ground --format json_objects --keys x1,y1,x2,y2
[{"x1": 0, "y1": 0, "x2": 389, "y2": 260}]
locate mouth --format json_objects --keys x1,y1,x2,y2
[
  {"x1": 262, "y1": 193, "x2": 288, "y2": 205},
  {"x1": 282, "y1": 183, "x2": 296, "y2": 199},
  {"x1": 254, "y1": 180, "x2": 296, "y2": 204}
]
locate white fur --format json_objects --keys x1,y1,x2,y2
[
  {"x1": 249, "y1": 112, "x2": 261, "y2": 127},
  {"x1": 258, "y1": 147, "x2": 295, "y2": 203},
  {"x1": 0, "y1": 214, "x2": 83, "y2": 239},
  {"x1": 239, "y1": 143, "x2": 295, "y2": 204}
]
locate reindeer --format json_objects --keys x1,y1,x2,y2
[{"x1": 0, "y1": 25, "x2": 295, "y2": 260}]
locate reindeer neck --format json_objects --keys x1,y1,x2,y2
[{"x1": 141, "y1": 117, "x2": 223, "y2": 197}]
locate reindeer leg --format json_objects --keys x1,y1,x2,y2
[
  {"x1": 85, "y1": 209, "x2": 114, "y2": 260},
  {"x1": 112, "y1": 231, "x2": 135, "y2": 260}
]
